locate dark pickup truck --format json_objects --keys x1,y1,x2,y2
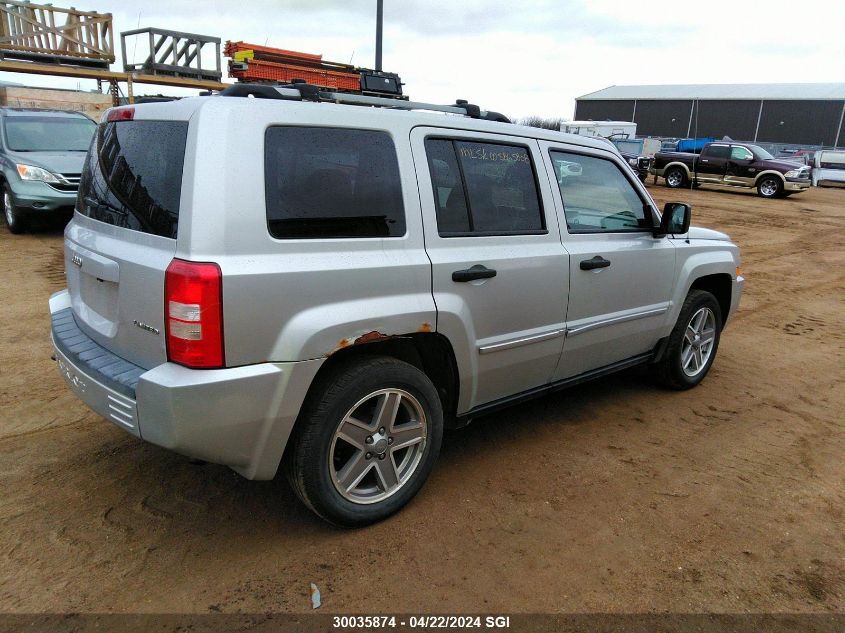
[
  {"x1": 651, "y1": 141, "x2": 811, "y2": 198},
  {"x1": 620, "y1": 151, "x2": 651, "y2": 181}
]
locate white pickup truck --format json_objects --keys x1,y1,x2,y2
[{"x1": 812, "y1": 150, "x2": 845, "y2": 187}]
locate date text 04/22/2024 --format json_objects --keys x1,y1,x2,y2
[{"x1": 332, "y1": 615, "x2": 511, "y2": 629}]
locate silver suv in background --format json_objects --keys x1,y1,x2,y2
[
  {"x1": 50, "y1": 86, "x2": 743, "y2": 526},
  {"x1": 1, "y1": 108, "x2": 96, "y2": 233}
]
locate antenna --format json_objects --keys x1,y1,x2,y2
[{"x1": 375, "y1": 0, "x2": 383, "y2": 71}]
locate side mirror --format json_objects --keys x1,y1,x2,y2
[{"x1": 654, "y1": 202, "x2": 691, "y2": 237}]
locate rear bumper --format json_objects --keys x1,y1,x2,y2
[{"x1": 49, "y1": 290, "x2": 323, "y2": 480}]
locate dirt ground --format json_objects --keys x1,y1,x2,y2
[{"x1": 0, "y1": 183, "x2": 843, "y2": 616}]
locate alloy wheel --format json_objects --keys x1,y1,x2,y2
[
  {"x1": 760, "y1": 179, "x2": 778, "y2": 197},
  {"x1": 667, "y1": 170, "x2": 683, "y2": 187},
  {"x1": 681, "y1": 307, "x2": 716, "y2": 377},
  {"x1": 329, "y1": 388, "x2": 427, "y2": 504}
]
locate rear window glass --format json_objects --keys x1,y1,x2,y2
[
  {"x1": 264, "y1": 126, "x2": 405, "y2": 239},
  {"x1": 77, "y1": 121, "x2": 188, "y2": 239}
]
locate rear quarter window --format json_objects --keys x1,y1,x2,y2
[{"x1": 264, "y1": 126, "x2": 405, "y2": 239}]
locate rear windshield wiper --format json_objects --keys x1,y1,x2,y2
[{"x1": 83, "y1": 196, "x2": 126, "y2": 217}]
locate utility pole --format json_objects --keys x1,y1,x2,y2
[{"x1": 375, "y1": 0, "x2": 383, "y2": 71}]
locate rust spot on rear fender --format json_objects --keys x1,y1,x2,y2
[
  {"x1": 328, "y1": 330, "x2": 404, "y2": 356},
  {"x1": 354, "y1": 330, "x2": 389, "y2": 344}
]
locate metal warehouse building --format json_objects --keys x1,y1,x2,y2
[{"x1": 574, "y1": 83, "x2": 845, "y2": 147}]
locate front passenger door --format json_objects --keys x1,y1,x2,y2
[
  {"x1": 724, "y1": 145, "x2": 756, "y2": 186},
  {"x1": 540, "y1": 145, "x2": 676, "y2": 380}
]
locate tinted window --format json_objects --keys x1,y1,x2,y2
[
  {"x1": 77, "y1": 121, "x2": 188, "y2": 239},
  {"x1": 730, "y1": 146, "x2": 753, "y2": 160},
  {"x1": 425, "y1": 138, "x2": 544, "y2": 235},
  {"x1": 265, "y1": 127, "x2": 405, "y2": 239},
  {"x1": 424, "y1": 139, "x2": 470, "y2": 233},
  {"x1": 551, "y1": 151, "x2": 650, "y2": 232},
  {"x1": 706, "y1": 145, "x2": 731, "y2": 159},
  {"x1": 5, "y1": 116, "x2": 95, "y2": 152}
]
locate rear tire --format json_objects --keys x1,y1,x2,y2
[
  {"x1": 3, "y1": 184, "x2": 28, "y2": 234},
  {"x1": 285, "y1": 356, "x2": 443, "y2": 527},
  {"x1": 757, "y1": 175, "x2": 783, "y2": 198},
  {"x1": 654, "y1": 290, "x2": 723, "y2": 390},
  {"x1": 664, "y1": 166, "x2": 687, "y2": 188}
]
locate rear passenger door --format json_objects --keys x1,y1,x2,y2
[
  {"x1": 695, "y1": 144, "x2": 730, "y2": 183},
  {"x1": 411, "y1": 128, "x2": 569, "y2": 413},
  {"x1": 539, "y1": 143, "x2": 676, "y2": 380}
]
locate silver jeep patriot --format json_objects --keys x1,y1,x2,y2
[{"x1": 50, "y1": 85, "x2": 744, "y2": 526}]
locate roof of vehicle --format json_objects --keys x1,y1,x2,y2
[
  {"x1": 125, "y1": 93, "x2": 620, "y2": 156},
  {"x1": 0, "y1": 107, "x2": 91, "y2": 119}
]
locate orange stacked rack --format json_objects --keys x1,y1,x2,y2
[{"x1": 225, "y1": 41, "x2": 362, "y2": 92}]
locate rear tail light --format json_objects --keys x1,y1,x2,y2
[
  {"x1": 105, "y1": 106, "x2": 135, "y2": 122},
  {"x1": 164, "y1": 259, "x2": 224, "y2": 368}
]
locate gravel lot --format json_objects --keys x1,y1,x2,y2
[{"x1": 1, "y1": 183, "x2": 843, "y2": 615}]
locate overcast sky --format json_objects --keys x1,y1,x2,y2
[{"x1": 1, "y1": 0, "x2": 843, "y2": 119}]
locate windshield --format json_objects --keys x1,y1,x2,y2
[
  {"x1": 746, "y1": 144, "x2": 774, "y2": 160},
  {"x1": 4, "y1": 116, "x2": 96, "y2": 152}
]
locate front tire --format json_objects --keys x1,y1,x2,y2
[
  {"x1": 3, "y1": 184, "x2": 28, "y2": 234},
  {"x1": 757, "y1": 175, "x2": 783, "y2": 198},
  {"x1": 654, "y1": 290, "x2": 722, "y2": 390},
  {"x1": 664, "y1": 166, "x2": 687, "y2": 188},
  {"x1": 286, "y1": 356, "x2": 443, "y2": 527}
]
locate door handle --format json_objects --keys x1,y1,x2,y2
[
  {"x1": 452, "y1": 264, "x2": 497, "y2": 282},
  {"x1": 701, "y1": 159, "x2": 709, "y2": 163},
  {"x1": 580, "y1": 256, "x2": 611, "y2": 270}
]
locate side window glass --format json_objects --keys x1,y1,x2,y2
[
  {"x1": 425, "y1": 139, "x2": 545, "y2": 235},
  {"x1": 453, "y1": 141, "x2": 544, "y2": 233},
  {"x1": 730, "y1": 147, "x2": 752, "y2": 160},
  {"x1": 551, "y1": 151, "x2": 650, "y2": 232},
  {"x1": 707, "y1": 145, "x2": 731, "y2": 159},
  {"x1": 424, "y1": 139, "x2": 470, "y2": 233},
  {"x1": 264, "y1": 127, "x2": 405, "y2": 239}
]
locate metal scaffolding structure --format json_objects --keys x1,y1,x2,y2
[
  {"x1": 0, "y1": 0, "x2": 113, "y2": 67},
  {"x1": 121, "y1": 27, "x2": 221, "y2": 81}
]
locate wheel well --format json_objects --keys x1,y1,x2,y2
[
  {"x1": 690, "y1": 274, "x2": 732, "y2": 322},
  {"x1": 306, "y1": 332, "x2": 460, "y2": 423},
  {"x1": 755, "y1": 171, "x2": 785, "y2": 185},
  {"x1": 665, "y1": 163, "x2": 689, "y2": 177}
]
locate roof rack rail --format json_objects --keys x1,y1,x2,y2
[{"x1": 218, "y1": 82, "x2": 510, "y2": 123}]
